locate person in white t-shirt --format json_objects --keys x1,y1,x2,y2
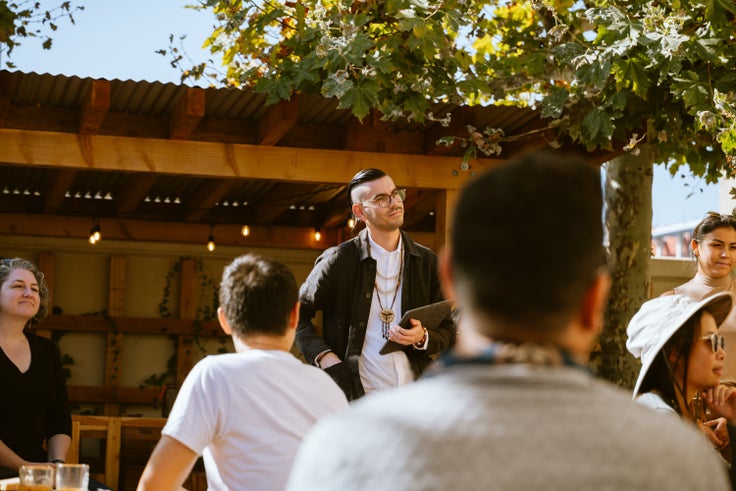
[{"x1": 137, "y1": 254, "x2": 348, "y2": 491}]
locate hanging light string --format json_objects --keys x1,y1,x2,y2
[
  {"x1": 207, "y1": 225, "x2": 216, "y2": 252},
  {"x1": 89, "y1": 219, "x2": 101, "y2": 245}
]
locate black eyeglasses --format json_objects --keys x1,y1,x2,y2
[
  {"x1": 700, "y1": 333, "x2": 725, "y2": 353},
  {"x1": 360, "y1": 189, "x2": 406, "y2": 208}
]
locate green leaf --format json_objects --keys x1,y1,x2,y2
[
  {"x1": 575, "y1": 57, "x2": 612, "y2": 88},
  {"x1": 256, "y1": 77, "x2": 293, "y2": 104},
  {"x1": 687, "y1": 37, "x2": 721, "y2": 63},
  {"x1": 462, "y1": 144, "x2": 477, "y2": 163},
  {"x1": 337, "y1": 79, "x2": 380, "y2": 120},
  {"x1": 609, "y1": 91, "x2": 628, "y2": 112},
  {"x1": 671, "y1": 72, "x2": 711, "y2": 110},
  {"x1": 436, "y1": 136, "x2": 456, "y2": 147},
  {"x1": 322, "y1": 74, "x2": 354, "y2": 99},
  {"x1": 704, "y1": 0, "x2": 736, "y2": 24},
  {"x1": 612, "y1": 58, "x2": 650, "y2": 99},
  {"x1": 719, "y1": 129, "x2": 736, "y2": 156},
  {"x1": 581, "y1": 108, "x2": 613, "y2": 144},
  {"x1": 541, "y1": 86, "x2": 569, "y2": 119}
]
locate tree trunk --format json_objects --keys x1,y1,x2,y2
[{"x1": 593, "y1": 147, "x2": 653, "y2": 389}]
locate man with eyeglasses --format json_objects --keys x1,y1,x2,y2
[{"x1": 296, "y1": 168, "x2": 456, "y2": 400}]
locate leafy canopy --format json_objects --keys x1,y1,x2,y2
[
  {"x1": 175, "y1": 0, "x2": 735, "y2": 181},
  {"x1": 0, "y1": 0, "x2": 83, "y2": 68}
]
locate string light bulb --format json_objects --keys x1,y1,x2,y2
[
  {"x1": 241, "y1": 225, "x2": 250, "y2": 237},
  {"x1": 314, "y1": 228, "x2": 322, "y2": 241},
  {"x1": 207, "y1": 225, "x2": 216, "y2": 252},
  {"x1": 89, "y1": 222, "x2": 101, "y2": 245}
]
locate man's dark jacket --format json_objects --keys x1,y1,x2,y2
[{"x1": 297, "y1": 228, "x2": 456, "y2": 400}]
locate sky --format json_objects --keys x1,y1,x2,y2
[{"x1": 3, "y1": 0, "x2": 723, "y2": 228}]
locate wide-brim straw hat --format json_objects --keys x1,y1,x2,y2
[{"x1": 626, "y1": 291, "x2": 734, "y2": 398}]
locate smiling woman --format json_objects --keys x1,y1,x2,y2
[
  {"x1": 0, "y1": 258, "x2": 71, "y2": 478},
  {"x1": 661, "y1": 213, "x2": 736, "y2": 380}
]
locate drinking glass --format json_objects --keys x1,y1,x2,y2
[
  {"x1": 54, "y1": 464, "x2": 89, "y2": 491},
  {"x1": 18, "y1": 464, "x2": 54, "y2": 491}
]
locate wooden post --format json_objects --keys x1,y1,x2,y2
[
  {"x1": 176, "y1": 259, "x2": 198, "y2": 385},
  {"x1": 434, "y1": 189, "x2": 455, "y2": 254},
  {"x1": 105, "y1": 256, "x2": 126, "y2": 416}
]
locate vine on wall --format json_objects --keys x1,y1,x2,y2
[{"x1": 142, "y1": 257, "x2": 222, "y2": 389}]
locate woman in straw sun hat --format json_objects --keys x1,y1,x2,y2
[{"x1": 627, "y1": 291, "x2": 736, "y2": 479}]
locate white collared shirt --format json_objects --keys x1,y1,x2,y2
[{"x1": 359, "y1": 233, "x2": 414, "y2": 393}]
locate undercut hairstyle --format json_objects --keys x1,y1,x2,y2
[
  {"x1": 692, "y1": 211, "x2": 736, "y2": 244},
  {"x1": 450, "y1": 153, "x2": 604, "y2": 332},
  {"x1": 218, "y1": 254, "x2": 298, "y2": 338},
  {"x1": 346, "y1": 168, "x2": 388, "y2": 208},
  {"x1": 0, "y1": 257, "x2": 50, "y2": 327}
]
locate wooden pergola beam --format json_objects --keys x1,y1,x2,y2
[
  {"x1": 0, "y1": 71, "x2": 11, "y2": 128},
  {"x1": 246, "y1": 182, "x2": 318, "y2": 225},
  {"x1": 80, "y1": 80, "x2": 111, "y2": 135},
  {"x1": 43, "y1": 169, "x2": 78, "y2": 212},
  {"x1": 0, "y1": 212, "x2": 437, "y2": 251},
  {"x1": 257, "y1": 96, "x2": 300, "y2": 146},
  {"x1": 169, "y1": 87, "x2": 205, "y2": 140},
  {"x1": 184, "y1": 179, "x2": 237, "y2": 222},
  {"x1": 0, "y1": 128, "x2": 497, "y2": 189},
  {"x1": 115, "y1": 174, "x2": 159, "y2": 214}
]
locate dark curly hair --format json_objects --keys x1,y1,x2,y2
[
  {"x1": 0, "y1": 257, "x2": 50, "y2": 328},
  {"x1": 218, "y1": 253, "x2": 298, "y2": 338}
]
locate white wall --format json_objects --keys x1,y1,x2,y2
[{"x1": 720, "y1": 177, "x2": 736, "y2": 215}]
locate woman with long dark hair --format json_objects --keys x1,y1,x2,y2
[{"x1": 628, "y1": 292, "x2": 735, "y2": 476}]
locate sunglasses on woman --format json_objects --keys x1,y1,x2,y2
[{"x1": 700, "y1": 333, "x2": 725, "y2": 353}]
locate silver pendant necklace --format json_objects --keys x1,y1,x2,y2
[{"x1": 371, "y1": 239, "x2": 404, "y2": 339}]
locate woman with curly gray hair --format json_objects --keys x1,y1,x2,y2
[{"x1": 0, "y1": 257, "x2": 71, "y2": 478}]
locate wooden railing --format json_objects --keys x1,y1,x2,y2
[{"x1": 40, "y1": 314, "x2": 225, "y2": 408}]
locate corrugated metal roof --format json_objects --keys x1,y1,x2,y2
[{"x1": 1, "y1": 69, "x2": 586, "y2": 243}]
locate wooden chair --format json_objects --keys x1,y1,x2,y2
[
  {"x1": 69, "y1": 415, "x2": 206, "y2": 490},
  {"x1": 68, "y1": 415, "x2": 121, "y2": 489}
]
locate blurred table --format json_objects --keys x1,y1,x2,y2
[{"x1": 0, "y1": 477, "x2": 19, "y2": 490}]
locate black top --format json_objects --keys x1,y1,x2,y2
[{"x1": 0, "y1": 331, "x2": 71, "y2": 462}]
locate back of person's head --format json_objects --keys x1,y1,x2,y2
[
  {"x1": 692, "y1": 211, "x2": 736, "y2": 243},
  {"x1": 0, "y1": 257, "x2": 49, "y2": 325},
  {"x1": 450, "y1": 152, "x2": 603, "y2": 333},
  {"x1": 347, "y1": 168, "x2": 388, "y2": 208},
  {"x1": 218, "y1": 254, "x2": 298, "y2": 338}
]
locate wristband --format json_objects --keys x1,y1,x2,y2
[
  {"x1": 414, "y1": 328, "x2": 428, "y2": 349},
  {"x1": 315, "y1": 350, "x2": 332, "y2": 368}
]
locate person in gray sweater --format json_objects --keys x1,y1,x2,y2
[{"x1": 286, "y1": 153, "x2": 731, "y2": 491}]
